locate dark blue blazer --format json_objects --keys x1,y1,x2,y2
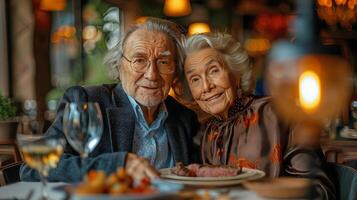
[{"x1": 20, "y1": 84, "x2": 200, "y2": 182}]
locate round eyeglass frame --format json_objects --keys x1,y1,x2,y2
[{"x1": 121, "y1": 55, "x2": 176, "y2": 75}]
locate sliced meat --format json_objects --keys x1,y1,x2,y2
[
  {"x1": 171, "y1": 162, "x2": 196, "y2": 177},
  {"x1": 195, "y1": 165, "x2": 241, "y2": 177},
  {"x1": 171, "y1": 163, "x2": 242, "y2": 177},
  {"x1": 186, "y1": 163, "x2": 201, "y2": 173}
]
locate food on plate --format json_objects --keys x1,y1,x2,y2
[
  {"x1": 171, "y1": 162, "x2": 242, "y2": 177},
  {"x1": 75, "y1": 167, "x2": 155, "y2": 195}
]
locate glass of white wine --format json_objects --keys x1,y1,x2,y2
[
  {"x1": 62, "y1": 102, "x2": 103, "y2": 181},
  {"x1": 17, "y1": 133, "x2": 66, "y2": 200}
]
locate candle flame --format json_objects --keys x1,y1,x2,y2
[{"x1": 299, "y1": 70, "x2": 321, "y2": 112}]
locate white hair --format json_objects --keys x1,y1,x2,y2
[
  {"x1": 104, "y1": 17, "x2": 185, "y2": 83},
  {"x1": 174, "y1": 32, "x2": 253, "y2": 103}
]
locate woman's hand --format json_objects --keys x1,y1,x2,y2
[{"x1": 125, "y1": 153, "x2": 160, "y2": 181}]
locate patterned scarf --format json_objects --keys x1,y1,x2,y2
[{"x1": 203, "y1": 94, "x2": 254, "y2": 164}]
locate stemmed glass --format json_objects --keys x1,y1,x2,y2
[
  {"x1": 62, "y1": 102, "x2": 103, "y2": 180},
  {"x1": 17, "y1": 133, "x2": 66, "y2": 200}
]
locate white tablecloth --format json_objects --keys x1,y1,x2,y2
[
  {"x1": 0, "y1": 181, "x2": 288, "y2": 200},
  {"x1": 0, "y1": 182, "x2": 67, "y2": 200}
]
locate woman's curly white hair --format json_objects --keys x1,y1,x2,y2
[{"x1": 175, "y1": 32, "x2": 254, "y2": 103}]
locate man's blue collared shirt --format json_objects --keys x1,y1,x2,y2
[{"x1": 126, "y1": 94, "x2": 174, "y2": 169}]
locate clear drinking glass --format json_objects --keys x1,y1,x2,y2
[
  {"x1": 17, "y1": 133, "x2": 65, "y2": 200},
  {"x1": 62, "y1": 102, "x2": 103, "y2": 180}
]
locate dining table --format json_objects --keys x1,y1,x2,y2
[
  {"x1": 0, "y1": 182, "x2": 278, "y2": 200},
  {"x1": 0, "y1": 182, "x2": 67, "y2": 200},
  {"x1": 0, "y1": 180, "x2": 309, "y2": 200}
]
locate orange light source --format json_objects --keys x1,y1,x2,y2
[
  {"x1": 244, "y1": 38, "x2": 271, "y2": 56},
  {"x1": 61, "y1": 26, "x2": 76, "y2": 38},
  {"x1": 164, "y1": 0, "x2": 192, "y2": 17},
  {"x1": 135, "y1": 16, "x2": 148, "y2": 24},
  {"x1": 317, "y1": 0, "x2": 333, "y2": 7},
  {"x1": 267, "y1": 0, "x2": 352, "y2": 149},
  {"x1": 347, "y1": 0, "x2": 357, "y2": 9},
  {"x1": 335, "y1": 0, "x2": 347, "y2": 5},
  {"x1": 267, "y1": 54, "x2": 351, "y2": 123},
  {"x1": 188, "y1": 23, "x2": 210, "y2": 35},
  {"x1": 317, "y1": 0, "x2": 357, "y2": 30},
  {"x1": 51, "y1": 26, "x2": 76, "y2": 44},
  {"x1": 40, "y1": 0, "x2": 66, "y2": 11},
  {"x1": 299, "y1": 70, "x2": 321, "y2": 113},
  {"x1": 83, "y1": 25, "x2": 97, "y2": 40}
]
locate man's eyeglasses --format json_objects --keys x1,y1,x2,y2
[{"x1": 122, "y1": 55, "x2": 175, "y2": 75}]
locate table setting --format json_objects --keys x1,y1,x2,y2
[
  {"x1": 0, "y1": 176, "x2": 312, "y2": 200},
  {"x1": 0, "y1": 162, "x2": 312, "y2": 200},
  {"x1": 0, "y1": 181, "x2": 269, "y2": 200},
  {"x1": 0, "y1": 101, "x2": 314, "y2": 200}
]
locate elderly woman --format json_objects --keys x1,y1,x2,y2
[{"x1": 179, "y1": 33, "x2": 335, "y2": 199}]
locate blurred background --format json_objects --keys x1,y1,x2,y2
[
  {"x1": 2, "y1": 0, "x2": 357, "y2": 119},
  {"x1": 0, "y1": 0, "x2": 357, "y2": 169}
]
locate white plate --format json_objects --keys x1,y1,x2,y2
[
  {"x1": 159, "y1": 168, "x2": 265, "y2": 186},
  {"x1": 160, "y1": 167, "x2": 255, "y2": 181}
]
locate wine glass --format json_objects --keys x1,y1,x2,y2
[
  {"x1": 17, "y1": 133, "x2": 66, "y2": 200},
  {"x1": 62, "y1": 102, "x2": 103, "y2": 180}
]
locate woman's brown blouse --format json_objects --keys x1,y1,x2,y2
[
  {"x1": 201, "y1": 96, "x2": 286, "y2": 177},
  {"x1": 200, "y1": 96, "x2": 336, "y2": 199}
]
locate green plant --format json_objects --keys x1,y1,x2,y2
[{"x1": 0, "y1": 93, "x2": 17, "y2": 120}]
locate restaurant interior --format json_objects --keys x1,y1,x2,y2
[{"x1": 0, "y1": 0, "x2": 356, "y2": 199}]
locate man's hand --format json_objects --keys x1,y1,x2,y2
[{"x1": 125, "y1": 153, "x2": 160, "y2": 181}]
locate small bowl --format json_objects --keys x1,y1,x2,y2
[{"x1": 243, "y1": 177, "x2": 311, "y2": 198}]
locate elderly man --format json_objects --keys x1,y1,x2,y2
[{"x1": 20, "y1": 18, "x2": 199, "y2": 182}]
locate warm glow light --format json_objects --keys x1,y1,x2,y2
[
  {"x1": 299, "y1": 70, "x2": 321, "y2": 112},
  {"x1": 244, "y1": 38, "x2": 271, "y2": 56},
  {"x1": 40, "y1": 0, "x2": 66, "y2": 11},
  {"x1": 164, "y1": 0, "x2": 192, "y2": 17},
  {"x1": 169, "y1": 88, "x2": 175, "y2": 97},
  {"x1": 317, "y1": 0, "x2": 357, "y2": 30},
  {"x1": 135, "y1": 16, "x2": 148, "y2": 24},
  {"x1": 347, "y1": 0, "x2": 357, "y2": 9},
  {"x1": 51, "y1": 26, "x2": 76, "y2": 43},
  {"x1": 83, "y1": 25, "x2": 97, "y2": 40},
  {"x1": 317, "y1": 0, "x2": 333, "y2": 7},
  {"x1": 188, "y1": 23, "x2": 211, "y2": 35},
  {"x1": 267, "y1": 54, "x2": 351, "y2": 123},
  {"x1": 317, "y1": 0, "x2": 357, "y2": 8},
  {"x1": 335, "y1": 0, "x2": 347, "y2": 5},
  {"x1": 61, "y1": 26, "x2": 76, "y2": 38},
  {"x1": 51, "y1": 32, "x2": 61, "y2": 43}
]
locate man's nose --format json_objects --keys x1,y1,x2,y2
[{"x1": 144, "y1": 61, "x2": 160, "y2": 80}]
